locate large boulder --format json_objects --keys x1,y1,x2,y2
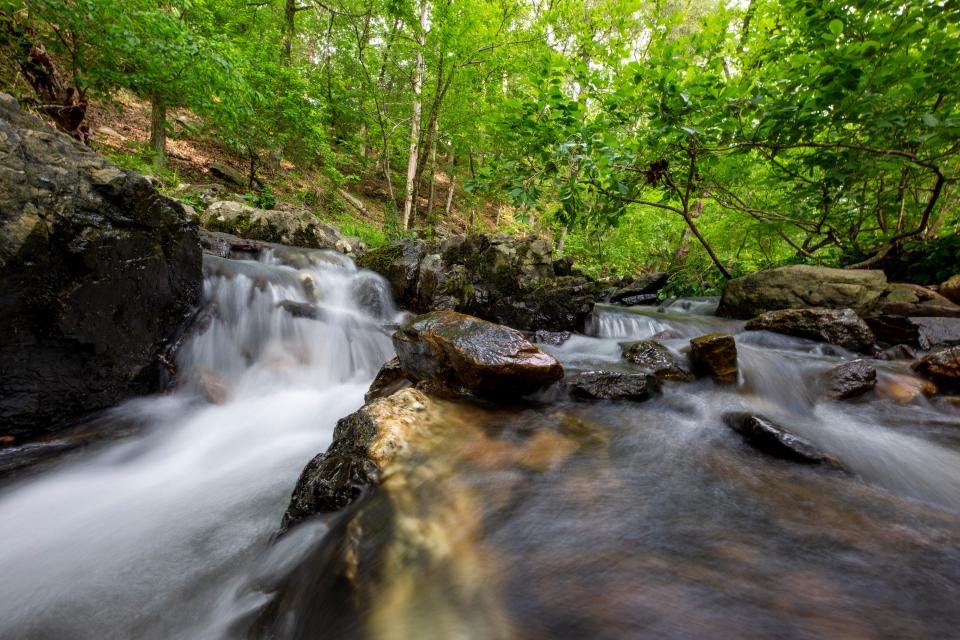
[
  {"x1": 744, "y1": 308, "x2": 875, "y2": 353},
  {"x1": 358, "y1": 234, "x2": 604, "y2": 331},
  {"x1": 912, "y1": 346, "x2": 960, "y2": 392},
  {"x1": 718, "y1": 265, "x2": 888, "y2": 319},
  {"x1": 392, "y1": 311, "x2": 564, "y2": 397},
  {"x1": 282, "y1": 388, "x2": 431, "y2": 531},
  {"x1": 199, "y1": 200, "x2": 349, "y2": 251},
  {"x1": 0, "y1": 93, "x2": 202, "y2": 439}
]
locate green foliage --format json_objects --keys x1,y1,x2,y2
[{"x1": 245, "y1": 186, "x2": 276, "y2": 210}]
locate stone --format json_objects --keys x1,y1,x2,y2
[
  {"x1": 621, "y1": 340, "x2": 694, "y2": 382},
  {"x1": 532, "y1": 330, "x2": 573, "y2": 346},
  {"x1": 208, "y1": 161, "x2": 247, "y2": 187},
  {"x1": 723, "y1": 413, "x2": 840, "y2": 466},
  {"x1": 392, "y1": 311, "x2": 564, "y2": 397},
  {"x1": 609, "y1": 272, "x2": 668, "y2": 306},
  {"x1": 877, "y1": 283, "x2": 960, "y2": 316},
  {"x1": 689, "y1": 333, "x2": 738, "y2": 382},
  {"x1": 194, "y1": 368, "x2": 230, "y2": 405},
  {"x1": 358, "y1": 234, "x2": 605, "y2": 332},
  {"x1": 912, "y1": 346, "x2": 960, "y2": 392},
  {"x1": 0, "y1": 93, "x2": 202, "y2": 439},
  {"x1": 282, "y1": 388, "x2": 431, "y2": 531},
  {"x1": 563, "y1": 370, "x2": 661, "y2": 402},
  {"x1": 717, "y1": 265, "x2": 888, "y2": 319},
  {"x1": 744, "y1": 308, "x2": 875, "y2": 353},
  {"x1": 875, "y1": 344, "x2": 917, "y2": 361},
  {"x1": 941, "y1": 274, "x2": 960, "y2": 305},
  {"x1": 365, "y1": 357, "x2": 412, "y2": 403},
  {"x1": 200, "y1": 200, "x2": 346, "y2": 251},
  {"x1": 865, "y1": 316, "x2": 960, "y2": 351},
  {"x1": 829, "y1": 360, "x2": 877, "y2": 399},
  {"x1": 875, "y1": 372, "x2": 938, "y2": 404}
]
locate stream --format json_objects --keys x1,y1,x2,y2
[{"x1": 1, "y1": 249, "x2": 959, "y2": 639}]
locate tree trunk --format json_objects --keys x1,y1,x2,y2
[
  {"x1": 359, "y1": 121, "x2": 367, "y2": 159},
  {"x1": 426, "y1": 136, "x2": 438, "y2": 221},
  {"x1": 402, "y1": 0, "x2": 429, "y2": 230},
  {"x1": 556, "y1": 225, "x2": 568, "y2": 255},
  {"x1": 150, "y1": 94, "x2": 166, "y2": 169},
  {"x1": 445, "y1": 174, "x2": 456, "y2": 217}
]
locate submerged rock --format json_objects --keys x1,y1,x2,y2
[
  {"x1": 563, "y1": 370, "x2": 662, "y2": 402},
  {"x1": 358, "y1": 234, "x2": 604, "y2": 331},
  {"x1": 875, "y1": 372, "x2": 937, "y2": 404},
  {"x1": 621, "y1": 340, "x2": 694, "y2": 382},
  {"x1": 723, "y1": 413, "x2": 840, "y2": 466},
  {"x1": 829, "y1": 360, "x2": 877, "y2": 399},
  {"x1": 282, "y1": 388, "x2": 431, "y2": 531},
  {"x1": 392, "y1": 311, "x2": 564, "y2": 397},
  {"x1": 0, "y1": 93, "x2": 201, "y2": 439},
  {"x1": 689, "y1": 333, "x2": 738, "y2": 382},
  {"x1": 912, "y1": 346, "x2": 960, "y2": 392},
  {"x1": 744, "y1": 308, "x2": 875, "y2": 353},
  {"x1": 365, "y1": 357, "x2": 412, "y2": 402},
  {"x1": 718, "y1": 265, "x2": 888, "y2": 319}
]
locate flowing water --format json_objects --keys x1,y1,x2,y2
[{"x1": 2, "y1": 255, "x2": 960, "y2": 640}]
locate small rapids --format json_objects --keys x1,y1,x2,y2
[{"x1": 2, "y1": 266, "x2": 960, "y2": 639}]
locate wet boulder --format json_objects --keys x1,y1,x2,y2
[
  {"x1": 717, "y1": 265, "x2": 888, "y2": 319},
  {"x1": 0, "y1": 93, "x2": 202, "y2": 439},
  {"x1": 609, "y1": 272, "x2": 668, "y2": 306},
  {"x1": 200, "y1": 200, "x2": 347, "y2": 251},
  {"x1": 689, "y1": 333, "x2": 738, "y2": 382},
  {"x1": 828, "y1": 360, "x2": 877, "y2": 399},
  {"x1": 723, "y1": 413, "x2": 840, "y2": 466},
  {"x1": 365, "y1": 357, "x2": 412, "y2": 402},
  {"x1": 865, "y1": 316, "x2": 960, "y2": 351},
  {"x1": 621, "y1": 340, "x2": 694, "y2": 382},
  {"x1": 563, "y1": 371, "x2": 661, "y2": 402},
  {"x1": 912, "y1": 346, "x2": 960, "y2": 392},
  {"x1": 744, "y1": 308, "x2": 875, "y2": 353},
  {"x1": 392, "y1": 311, "x2": 564, "y2": 397},
  {"x1": 282, "y1": 388, "x2": 431, "y2": 530}
]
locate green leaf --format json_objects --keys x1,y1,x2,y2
[{"x1": 828, "y1": 19, "x2": 844, "y2": 36}]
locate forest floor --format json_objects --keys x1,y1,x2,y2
[{"x1": 84, "y1": 91, "x2": 507, "y2": 247}]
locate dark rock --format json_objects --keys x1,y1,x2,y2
[
  {"x1": 718, "y1": 265, "x2": 888, "y2": 319},
  {"x1": 282, "y1": 388, "x2": 430, "y2": 531},
  {"x1": 912, "y1": 346, "x2": 960, "y2": 392},
  {"x1": 392, "y1": 311, "x2": 564, "y2": 397},
  {"x1": 689, "y1": 333, "x2": 738, "y2": 382},
  {"x1": 865, "y1": 316, "x2": 960, "y2": 351},
  {"x1": 621, "y1": 340, "x2": 693, "y2": 382},
  {"x1": 723, "y1": 413, "x2": 840, "y2": 465},
  {"x1": 532, "y1": 330, "x2": 573, "y2": 346},
  {"x1": 829, "y1": 360, "x2": 877, "y2": 399},
  {"x1": 610, "y1": 272, "x2": 668, "y2": 306},
  {"x1": 364, "y1": 358, "x2": 412, "y2": 403},
  {"x1": 278, "y1": 300, "x2": 323, "y2": 320},
  {"x1": 563, "y1": 371, "x2": 661, "y2": 402},
  {"x1": 198, "y1": 228, "x2": 271, "y2": 259},
  {"x1": 876, "y1": 344, "x2": 917, "y2": 361},
  {"x1": 552, "y1": 256, "x2": 575, "y2": 276},
  {"x1": 0, "y1": 93, "x2": 201, "y2": 439},
  {"x1": 744, "y1": 308, "x2": 875, "y2": 353},
  {"x1": 358, "y1": 234, "x2": 604, "y2": 332},
  {"x1": 208, "y1": 161, "x2": 247, "y2": 187}
]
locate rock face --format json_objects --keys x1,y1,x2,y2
[
  {"x1": 199, "y1": 200, "x2": 356, "y2": 252},
  {"x1": 912, "y1": 346, "x2": 960, "y2": 392},
  {"x1": 609, "y1": 272, "x2": 668, "y2": 306},
  {"x1": 829, "y1": 360, "x2": 877, "y2": 399},
  {"x1": 689, "y1": 333, "x2": 738, "y2": 382},
  {"x1": 357, "y1": 234, "x2": 603, "y2": 331},
  {"x1": 563, "y1": 371, "x2": 661, "y2": 401},
  {"x1": 744, "y1": 308, "x2": 875, "y2": 353},
  {"x1": 621, "y1": 340, "x2": 694, "y2": 382},
  {"x1": 0, "y1": 93, "x2": 202, "y2": 439},
  {"x1": 282, "y1": 388, "x2": 431, "y2": 531},
  {"x1": 392, "y1": 311, "x2": 564, "y2": 396},
  {"x1": 718, "y1": 265, "x2": 887, "y2": 319},
  {"x1": 865, "y1": 316, "x2": 960, "y2": 351}
]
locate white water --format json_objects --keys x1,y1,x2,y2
[{"x1": 0, "y1": 249, "x2": 400, "y2": 640}]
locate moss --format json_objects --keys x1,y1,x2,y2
[{"x1": 357, "y1": 243, "x2": 404, "y2": 276}]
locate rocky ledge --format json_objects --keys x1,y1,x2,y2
[{"x1": 0, "y1": 93, "x2": 202, "y2": 440}]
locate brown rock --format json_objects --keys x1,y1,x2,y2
[
  {"x1": 365, "y1": 357, "x2": 412, "y2": 402},
  {"x1": 941, "y1": 275, "x2": 960, "y2": 305},
  {"x1": 689, "y1": 333, "x2": 738, "y2": 382},
  {"x1": 912, "y1": 346, "x2": 960, "y2": 392},
  {"x1": 876, "y1": 372, "x2": 938, "y2": 404},
  {"x1": 392, "y1": 311, "x2": 564, "y2": 397},
  {"x1": 621, "y1": 340, "x2": 694, "y2": 382}
]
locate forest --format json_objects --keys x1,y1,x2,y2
[{"x1": 3, "y1": 0, "x2": 957, "y2": 294}]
